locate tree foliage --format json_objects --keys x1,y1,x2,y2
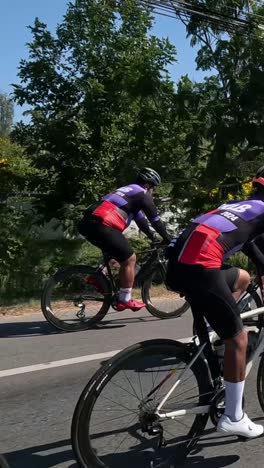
[
  {"x1": 0, "y1": 137, "x2": 38, "y2": 281},
  {"x1": 11, "y1": 0, "x2": 264, "y2": 225},
  {"x1": 12, "y1": 0, "x2": 184, "y2": 224},
  {"x1": 171, "y1": 0, "x2": 264, "y2": 217},
  {"x1": 0, "y1": 137, "x2": 36, "y2": 192}
]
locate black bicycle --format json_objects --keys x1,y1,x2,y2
[
  {"x1": 71, "y1": 275, "x2": 264, "y2": 468},
  {"x1": 41, "y1": 245, "x2": 189, "y2": 332}
]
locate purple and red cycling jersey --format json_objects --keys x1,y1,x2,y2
[
  {"x1": 169, "y1": 198, "x2": 264, "y2": 268},
  {"x1": 92, "y1": 184, "x2": 160, "y2": 231}
]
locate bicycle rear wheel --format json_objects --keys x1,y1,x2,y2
[
  {"x1": 71, "y1": 339, "x2": 211, "y2": 468},
  {"x1": 41, "y1": 266, "x2": 112, "y2": 331},
  {"x1": 142, "y1": 263, "x2": 190, "y2": 319}
]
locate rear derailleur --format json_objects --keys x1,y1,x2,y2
[
  {"x1": 73, "y1": 297, "x2": 86, "y2": 320},
  {"x1": 139, "y1": 400, "x2": 167, "y2": 449}
]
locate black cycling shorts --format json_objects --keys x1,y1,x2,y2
[
  {"x1": 166, "y1": 260, "x2": 243, "y2": 340},
  {"x1": 78, "y1": 218, "x2": 134, "y2": 263}
]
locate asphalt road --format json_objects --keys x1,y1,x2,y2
[{"x1": 0, "y1": 308, "x2": 264, "y2": 468}]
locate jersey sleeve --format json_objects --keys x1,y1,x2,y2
[
  {"x1": 140, "y1": 193, "x2": 171, "y2": 242},
  {"x1": 138, "y1": 192, "x2": 160, "y2": 222},
  {"x1": 135, "y1": 213, "x2": 155, "y2": 240}
]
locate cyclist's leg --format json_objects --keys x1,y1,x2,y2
[
  {"x1": 166, "y1": 261, "x2": 263, "y2": 437},
  {"x1": 221, "y1": 264, "x2": 251, "y2": 302},
  {"x1": 194, "y1": 269, "x2": 262, "y2": 437},
  {"x1": 96, "y1": 237, "x2": 145, "y2": 310},
  {"x1": 78, "y1": 220, "x2": 144, "y2": 310}
]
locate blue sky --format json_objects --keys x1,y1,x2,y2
[{"x1": 0, "y1": 0, "x2": 207, "y2": 122}]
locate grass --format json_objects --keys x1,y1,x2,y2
[{"x1": 0, "y1": 300, "x2": 41, "y2": 316}]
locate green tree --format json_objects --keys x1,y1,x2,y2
[
  {"x1": 0, "y1": 137, "x2": 36, "y2": 192},
  {"x1": 173, "y1": 0, "x2": 264, "y2": 217},
  {"x1": 13, "y1": 0, "x2": 181, "y2": 227},
  {"x1": 0, "y1": 137, "x2": 39, "y2": 289},
  {"x1": 0, "y1": 93, "x2": 14, "y2": 137}
]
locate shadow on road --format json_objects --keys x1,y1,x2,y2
[
  {"x1": 95, "y1": 313, "x2": 158, "y2": 329},
  {"x1": 4, "y1": 427, "x2": 254, "y2": 468},
  {"x1": 4, "y1": 439, "x2": 77, "y2": 468},
  {"x1": 0, "y1": 320, "x2": 58, "y2": 338},
  {"x1": 181, "y1": 454, "x2": 240, "y2": 467},
  {"x1": 0, "y1": 312, "x2": 160, "y2": 338}
]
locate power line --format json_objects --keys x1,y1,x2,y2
[{"x1": 139, "y1": 1, "x2": 264, "y2": 35}]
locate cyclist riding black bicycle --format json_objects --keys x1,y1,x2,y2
[
  {"x1": 166, "y1": 166, "x2": 264, "y2": 439},
  {"x1": 78, "y1": 167, "x2": 171, "y2": 312}
]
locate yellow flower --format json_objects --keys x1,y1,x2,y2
[
  {"x1": 241, "y1": 182, "x2": 252, "y2": 197},
  {"x1": 0, "y1": 158, "x2": 8, "y2": 169}
]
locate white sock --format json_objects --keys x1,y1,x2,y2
[
  {"x1": 119, "y1": 288, "x2": 132, "y2": 303},
  {"x1": 224, "y1": 380, "x2": 245, "y2": 422}
]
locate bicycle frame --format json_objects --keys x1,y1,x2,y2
[
  {"x1": 99, "y1": 247, "x2": 163, "y2": 294},
  {"x1": 155, "y1": 305, "x2": 264, "y2": 420}
]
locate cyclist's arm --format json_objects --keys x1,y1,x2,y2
[
  {"x1": 135, "y1": 211, "x2": 155, "y2": 241},
  {"x1": 242, "y1": 234, "x2": 264, "y2": 275},
  {"x1": 140, "y1": 192, "x2": 171, "y2": 243}
]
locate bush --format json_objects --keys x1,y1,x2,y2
[
  {"x1": 0, "y1": 232, "x2": 150, "y2": 305},
  {"x1": 226, "y1": 251, "x2": 255, "y2": 276},
  {"x1": 0, "y1": 238, "x2": 101, "y2": 305}
]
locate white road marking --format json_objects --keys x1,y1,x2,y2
[{"x1": 0, "y1": 337, "x2": 192, "y2": 378}]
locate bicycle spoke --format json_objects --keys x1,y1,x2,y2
[
  {"x1": 121, "y1": 370, "x2": 142, "y2": 402},
  {"x1": 167, "y1": 385, "x2": 200, "y2": 403},
  {"x1": 112, "y1": 416, "x2": 138, "y2": 454},
  {"x1": 98, "y1": 393, "x2": 138, "y2": 415},
  {"x1": 93, "y1": 412, "x2": 138, "y2": 427},
  {"x1": 79, "y1": 343, "x2": 209, "y2": 468},
  {"x1": 110, "y1": 376, "x2": 142, "y2": 402},
  {"x1": 137, "y1": 369, "x2": 144, "y2": 400}
]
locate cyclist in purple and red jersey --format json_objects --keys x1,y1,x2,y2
[
  {"x1": 166, "y1": 166, "x2": 264, "y2": 439},
  {"x1": 78, "y1": 168, "x2": 171, "y2": 311}
]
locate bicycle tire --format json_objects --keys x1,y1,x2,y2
[
  {"x1": 41, "y1": 265, "x2": 112, "y2": 332},
  {"x1": 257, "y1": 354, "x2": 264, "y2": 412},
  {"x1": 0, "y1": 456, "x2": 9, "y2": 468},
  {"x1": 71, "y1": 339, "x2": 211, "y2": 468},
  {"x1": 142, "y1": 263, "x2": 190, "y2": 319}
]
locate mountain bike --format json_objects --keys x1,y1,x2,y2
[
  {"x1": 41, "y1": 244, "x2": 189, "y2": 332},
  {"x1": 71, "y1": 277, "x2": 264, "y2": 468}
]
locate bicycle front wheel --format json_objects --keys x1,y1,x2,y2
[
  {"x1": 41, "y1": 265, "x2": 112, "y2": 331},
  {"x1": 71, "y1": 339, "x2": 211, "y2": 468},
  {"x1": 142, "y1": 263, "x2": 190, "y2": 319}
]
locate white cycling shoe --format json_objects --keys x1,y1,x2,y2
[{"x1": 217, "y1": 413, "x2": 264, "y2": 438}]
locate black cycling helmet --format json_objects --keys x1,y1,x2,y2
[
  {"x1": 136, "y1": 167, "x2": 161, "y2": 187},
  {"x1": 252, "y1": 166, "x2": 264, "y2": 191}
]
